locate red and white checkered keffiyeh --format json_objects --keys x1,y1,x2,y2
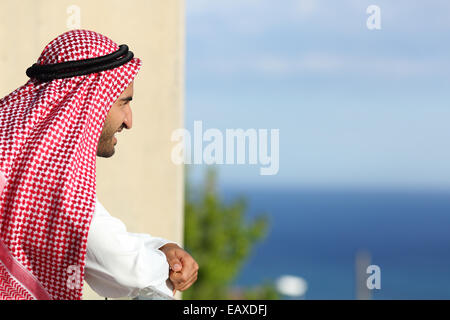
[{"x1": 0, "y1": 29, "x2": 142, "y2": 300}]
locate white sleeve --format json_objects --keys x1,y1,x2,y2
[{"x1": 84, "y1": 197, "x2": 181, "y2": 298}]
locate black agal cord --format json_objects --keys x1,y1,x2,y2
[{"x1": 26, "y1": 44, "x2": 134, "y2": 82}]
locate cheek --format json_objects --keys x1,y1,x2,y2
[
  {"x1": 106, "y1": 108, "x2": 123, "y2": 130},
  {"x1": 101, "y1": 118, "x2": 116, "y2": 139}
]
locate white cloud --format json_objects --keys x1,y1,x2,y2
[
  {"x1": 293, "y1": 0, "x2": 319, "y2": 17},
  {"x1": 187, "y1": 0, "x2": 450, "y2": 35},
  {"x1": 187, "y1": 0, "x2": 325, "y2": 35},
  {"x1": 187, "y1": 0, "x2": 265, "y2": 16},
  {"x1": 193, "y1": 53, "x2": 450, "y2": 78}
]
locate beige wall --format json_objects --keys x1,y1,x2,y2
[{"x1": 0, "y1": 0, "x2": 185, "y2": 300}]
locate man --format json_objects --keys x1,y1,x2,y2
[
  {"x1": 0, "y1": 29, "x2": 197, "y2": 300},
  {"x1": 89, "y1": 81, "x2": 198, "y2": 299}
]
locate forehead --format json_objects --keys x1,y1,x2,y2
[
  {"x1": 120, "y1": 82, "x2": 134, "y2": 96},
  {"x1": 126, "y1": 81, "x2": 134, "y2": 92}
]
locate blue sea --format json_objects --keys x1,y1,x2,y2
[{"x1": 222, "y1": 187, "x2": 450, "y2": 299}]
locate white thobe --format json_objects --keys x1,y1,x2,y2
[{"x1": 84, "y1": 198, "x2": 178, "y2": 298}]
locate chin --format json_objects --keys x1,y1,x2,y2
[{"x1": 97, "y1": 146, "x2": 115, "y2": 158}]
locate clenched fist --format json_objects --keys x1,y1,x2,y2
[{"x1": 159, "y1": 243, "x2": 199, "y2": 296}]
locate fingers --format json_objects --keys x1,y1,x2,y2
[
  {"x1": 166, "y1": 252, "x2": 183, "y2": 272},
  {"x1": 169, "y1": 262, "x2": 182, "y2": 272},
  {"x1": 169, "y1": 264, "x2": 199, "y2": 291},
  {"x1": 170, "y1": 252, "x2": 197, "y2": 274},
  {"x1": 178, "y1": 253, "x2": 199, "y2": 276},
  {"x1": 162, "y1": 246, "x2": 200, "y2": 292},
  {"x1": 177, "y1": 270, "x2": 198, "y2": 291},
  {"x1": 170, "y1": 270, "x2": 198, "y2": 292}
]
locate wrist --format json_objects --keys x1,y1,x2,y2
[{"x1": 159, "y1": 242, "x2": 179, "y2": 252}]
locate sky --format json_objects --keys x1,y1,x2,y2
[{"x1": 185, "y1": 0, "x2": 450, "y2": 191}]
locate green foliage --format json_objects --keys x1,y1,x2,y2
[{"x1": 182, "y1": 167, "x2": 280, "y2": 300}]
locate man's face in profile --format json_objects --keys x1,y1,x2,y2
[{"x1": 96, "y1": 81, "x2": 134, "y2": 158}]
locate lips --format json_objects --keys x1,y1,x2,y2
[{"x1": 113, "y1": 128, "x2": 122, "y2": 144}]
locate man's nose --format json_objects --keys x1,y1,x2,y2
[{"x1": 123, "y1": 107, "x2": 132, "y2": 129}]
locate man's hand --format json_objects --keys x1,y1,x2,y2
[{"x1": 159, "y1": 243, "x2": 199, "y2": 296}]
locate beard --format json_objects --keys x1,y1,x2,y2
[{"x1": 96, "y1": 124, "x2": 118, "y2": 158}]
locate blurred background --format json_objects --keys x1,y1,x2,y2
[
  {"x1": 183, "y1": 0, "x2": 450, "y2": 299},
  {"x1": 2, "y1": 0, "x2": 450, "y2": 300}
]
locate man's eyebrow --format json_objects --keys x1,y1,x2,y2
[{"x1": 120, "y1": 96, "x2": 133, "y2": 102}]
